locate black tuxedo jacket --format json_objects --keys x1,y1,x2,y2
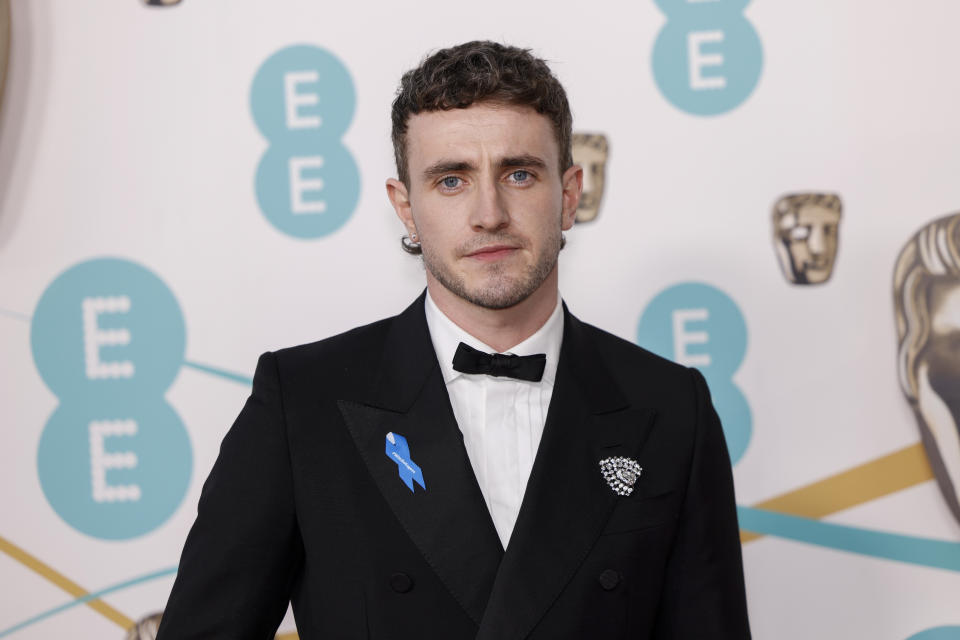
[{"x1": 157, "y1": 294, "x2": 750, "y2": 639}]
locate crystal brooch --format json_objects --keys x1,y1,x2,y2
[{"x1": 599, "y1": 456, "x2": 642, "y2": 496}]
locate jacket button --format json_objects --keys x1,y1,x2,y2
[
  {"x1": 389, "y1": 572, "x2": 414, "y2": 593},
  {"x1": 598, "y1": 569, "x2": 620, "y2": 591}
]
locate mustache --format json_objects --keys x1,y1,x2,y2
[{"x1": 455, "y1": 233, "x2": 528, "y2": 256}]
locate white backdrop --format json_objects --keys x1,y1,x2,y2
[{"x1": 1, "y1": 1, "x2": 959, "y2": 638}]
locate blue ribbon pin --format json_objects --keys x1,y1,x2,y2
[{"x1": 385, "y1": 432, "x2": 426, "y2": 492}]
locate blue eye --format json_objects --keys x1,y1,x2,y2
[
  {"x1": 510, "y1": 170, "x2": 530, "y2": 183},
  {"x1": 441, "y1": 176, "x2": 461, "y2": 189}
]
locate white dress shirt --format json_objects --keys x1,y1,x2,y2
[{"x1": 424, "y1": 292, "x2": 564, "y2": 548}]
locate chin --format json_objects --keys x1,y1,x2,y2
[{"x1": 805, "y1": 270, "x2": 832, "y2": 283}]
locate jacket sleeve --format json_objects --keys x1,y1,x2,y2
[
  {"x1": 157, "y1": 352, "x2": 303, "y2": 640},
  {"x1": 652, "y1": 368, "x2": 752, "y2": 639}
]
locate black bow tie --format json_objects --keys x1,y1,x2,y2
[{"x1": 451, "y1": 342, "x2": 546, "y2": 382}]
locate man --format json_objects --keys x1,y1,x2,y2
[{"x1": 157, "y1": 41, "x2": 750, "y2": 639}]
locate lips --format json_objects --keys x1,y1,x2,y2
[{"x1": 465, "y1": 245, "x2": 518, "y2": 261}]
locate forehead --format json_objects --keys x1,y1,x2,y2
[
  {"x1": 796, "y1": 203, "x2": 841, "y2": 224},
  {"x1": 778, "y1": 203, "x2": 841, "y2": 229},
  {"x1": 405, "y1": 103, "x2": 558, "y2": 170}
]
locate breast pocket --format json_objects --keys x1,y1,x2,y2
[{"x1": 601, "y1": 488, "x2": 679, "y2": 535}]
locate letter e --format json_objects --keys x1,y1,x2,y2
[
  {"x1": 284, "y1": 70, "x2": 322, "y2": 129},
  {"x1": 289, "y1": 156, "x2": 327, "y2": 214},
  {"x1": 82, "y1": 296, "x2": 134, "y2": 379},
  {"x1": 672, "y1": 308, "x2": 712, "y2": 366},
  {"x1": 687, "y1": 30, "x2": 727, "y2": 90},
  {"x1": 89, "y1": 419, "x2": 141, "y2": 503}
]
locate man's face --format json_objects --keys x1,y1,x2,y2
[
  {"x1": 389, "y1": 103, "x2": 581, "y2": 310},
  {"x1": 775, "y1": 202, "x2": 841, "y2": 284}
]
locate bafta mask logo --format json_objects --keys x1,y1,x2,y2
[
  {"x1": 894, "y1": 212, "x2": 960, "y2": 525},
  {"x1": 772, "y1": 193, "x2": 842, "y2": 284},
  {"x1": 572, "y1": 133, "x2": 608, "y2": 223}
]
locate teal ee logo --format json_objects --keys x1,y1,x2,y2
[
  {"x1": 652, "y1": 0, "x2": 763, "y2": 116},
  {"x1": 31, "y1": 258, "x2": 192, "y2": 540},
  {"x1": 906, "y1": 628, "x2": 960, "y2": 640},
  {"x1": 637, "y1": 282, "x2": 751, "y2": 464},
  {"x1": 251, "y1": 44, "x2": 360, "y2": 239}
]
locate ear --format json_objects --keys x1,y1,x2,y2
[
  {"x1": 560, "y1": 164, "x2": 583, "y2": 231},
  {"x1": 386, "y1": 178, "x2": 417, "y2": 237}
]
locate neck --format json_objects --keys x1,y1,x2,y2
[{"x1": 426, "y1": 270, "x2": 560, "y2": 353}]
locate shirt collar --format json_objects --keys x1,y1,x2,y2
[{"x1": 424, "y1": 290, "x2": 564, "y2": 386}]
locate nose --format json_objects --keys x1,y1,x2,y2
[
  {"x1": 808, "y1": 225, "x2": 826, "y2": 255},
  {"x1": 468, "y1": 179, "x2": 510, "y2": 232}
]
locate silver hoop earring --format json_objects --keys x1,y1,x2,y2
[{"x1": 401, "y1": 234, "x2": 422, "y2": 255}]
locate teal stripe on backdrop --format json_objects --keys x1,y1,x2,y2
[
  {"x1": 0, "y1": 567, "x2": 177, "y2": 638},
  {"x1": 0, "y1": 307, "x2": 31, "y2": 322},
  {"x1": 182, "y1": 360, "x2": 253, "y2": 386},
  {"x1": 738, "y1": 507, "x2": 960, "y2": 573}
]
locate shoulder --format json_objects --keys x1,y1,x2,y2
[
  {"x1": 575, "y1": 316, "x2": 688, "y2": 379},
  {"x1": 572, "y1": 315, "x2": 699, "y2": 408},
  {"x1": 275, "y1": 315, "x2": 394, "y2": 365},
  {"x1": 260, "y1": 313, "x2": 398, "y2": 397}
]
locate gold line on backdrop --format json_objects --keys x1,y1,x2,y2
[
  {"x1": 740, "y1": 443, "x2": 934, "y2": 543},
  {"x1": 0, "y1": 534, "x2": 134, "y2": 629}
]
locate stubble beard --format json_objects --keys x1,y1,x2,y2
[{"x1": 421, "y1": 230, "x2": 562, "y2": 310}]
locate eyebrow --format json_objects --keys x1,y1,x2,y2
[
  {"x1": 498, "y1": 155, "x2": 547, "y2": 171},
  {"x1": 422, "y1": 160, "x2": 475, "y2": 181},
  {"x1": 420, "y1": 155, "x2": 549, "y2": 181}
]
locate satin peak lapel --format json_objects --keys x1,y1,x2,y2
[
  {"x1": 477, "y1": 310, "x2": 656, "y2": 640},
  {"x1": 338, "y1": 294, "x2": 503, "y2": 626}
]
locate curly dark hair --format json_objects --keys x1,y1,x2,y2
[{"x1": 391, "y1": 40, "x2": 573, "y2": 190}]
